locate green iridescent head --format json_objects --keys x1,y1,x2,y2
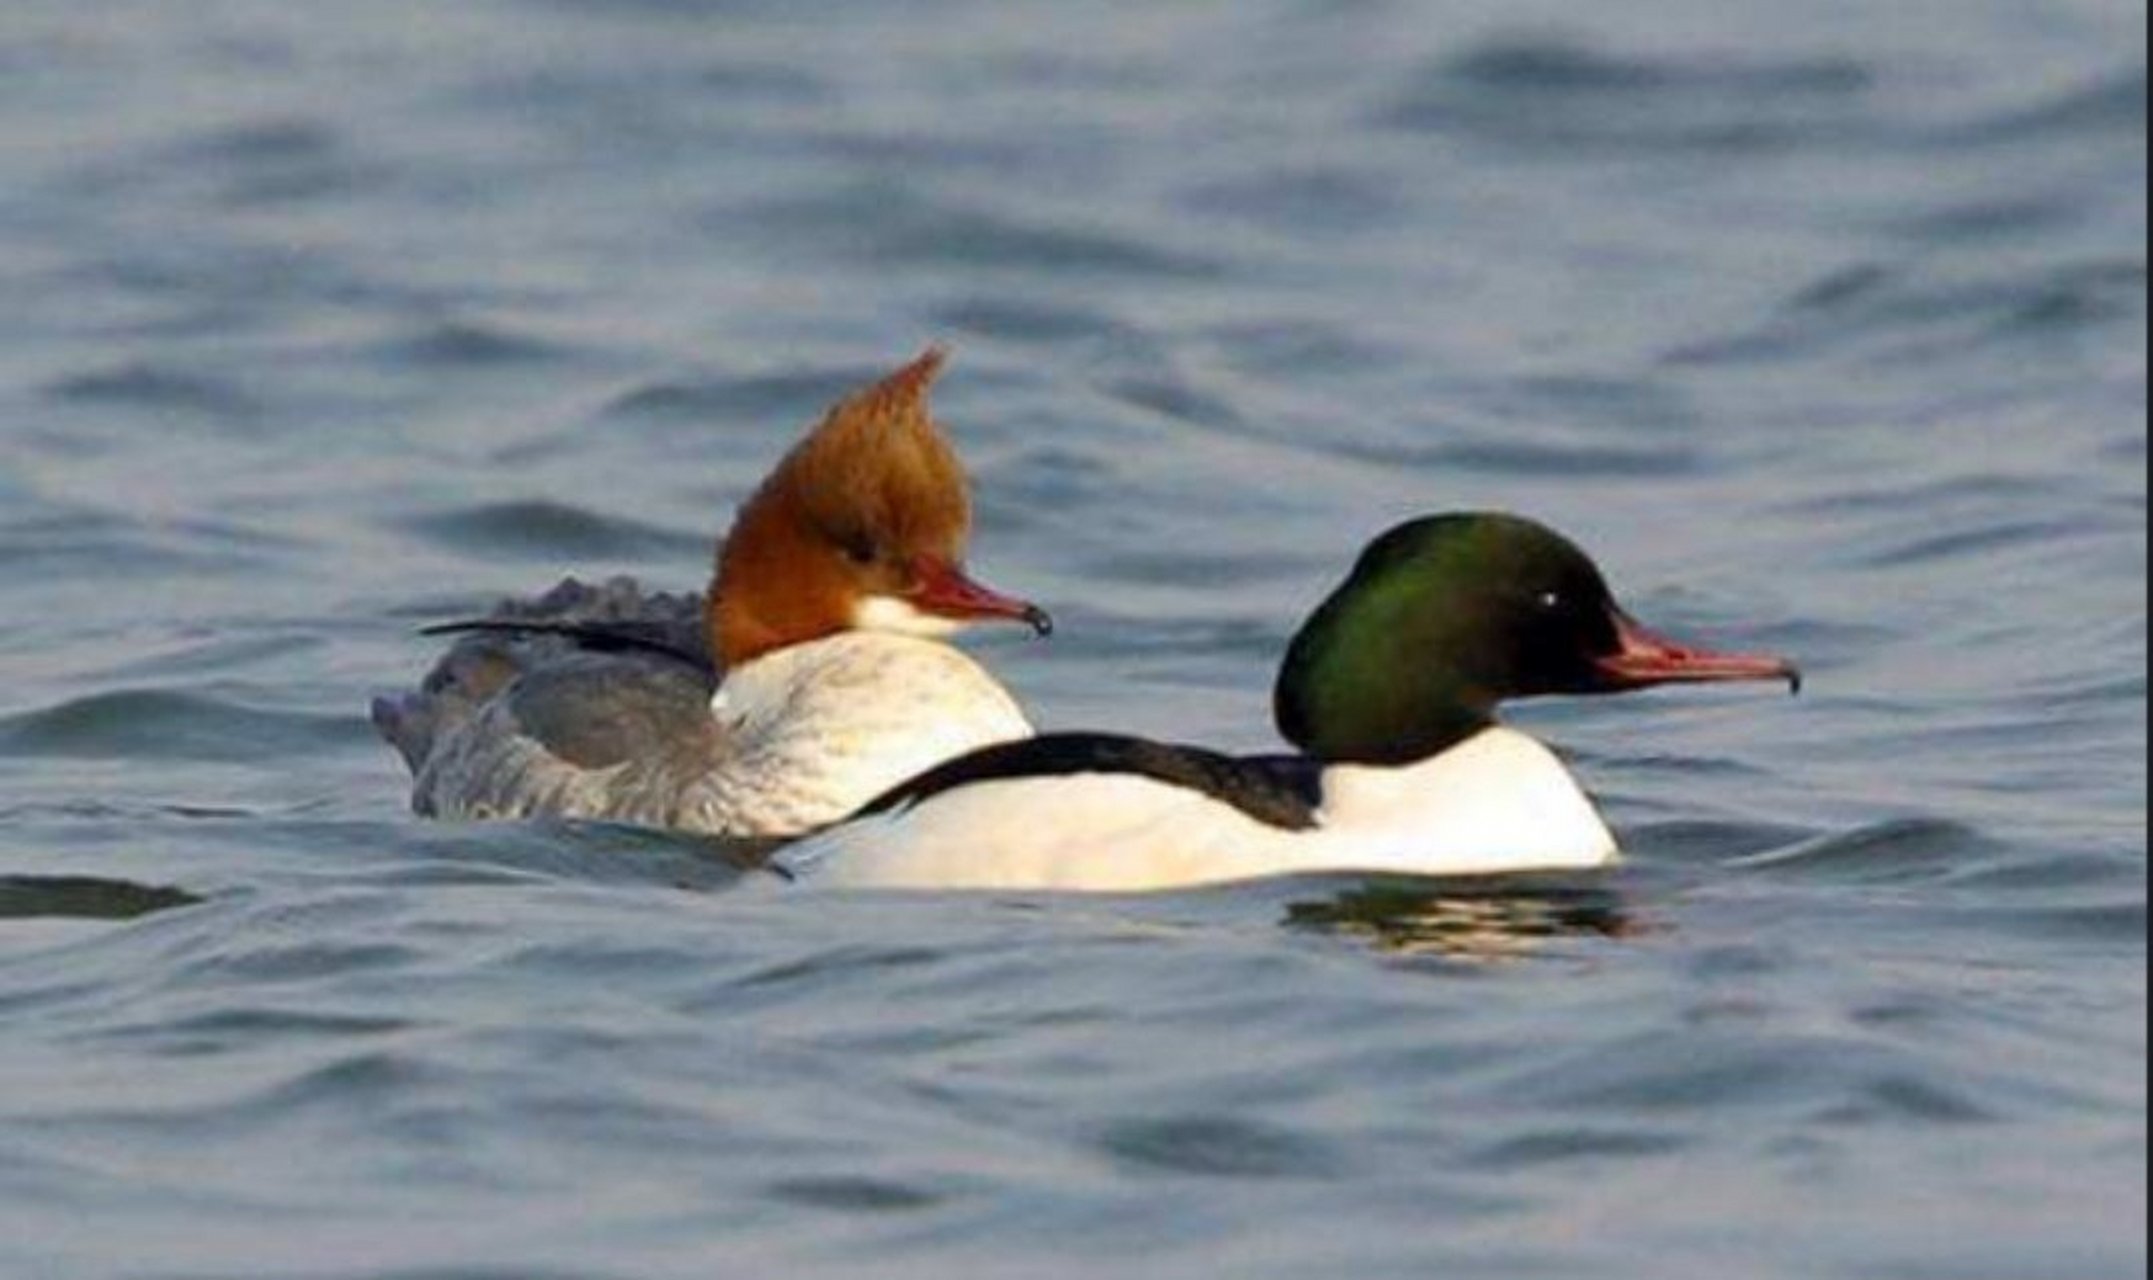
[{"x1": 1273, "y1": 513, "x2": 1798, "y2": 764}]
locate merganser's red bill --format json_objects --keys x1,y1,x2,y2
[
  {"x1": 909, "y1": 558, "x2": 1053, "y2": 636},
  {"x1": 1595, "y1": 610, "x2": 1801, "y2": 694}
]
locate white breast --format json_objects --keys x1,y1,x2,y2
[
  {"x1": 780, "y1": 726, "x2": 1619, "y2": 892},
  {"x1": 697, "y1": 632, "x2": 1034, "y2": 834}
]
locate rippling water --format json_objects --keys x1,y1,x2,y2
[{"x1": 1, "y1": 2, "x2": 2144, "y2": 1276}]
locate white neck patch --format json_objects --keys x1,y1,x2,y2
[{"x1": 853, "y1": 594, "x2": 967, "y2": 639}]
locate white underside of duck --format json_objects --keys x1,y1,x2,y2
[{"x1": 778, "y1": 726, "x2": 1619, "y2": 892}]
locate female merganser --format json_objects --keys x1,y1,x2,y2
[
  {"x1": 372, "y1": 349, "x2": 1050, "y2": 837},
  {"x1": 778, "y1": 512, "x2": 1798, "y2": 890}
]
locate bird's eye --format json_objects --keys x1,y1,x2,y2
[
  {"x1": 841, "y1": 536, "x2": 877, "y2": 566},
  {"x1": 1536, "y1": 591, "x2": 1564, "y2": 612}
]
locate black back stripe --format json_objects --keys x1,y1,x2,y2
[
  {"x1": 857, "y1": 732, "x2": 1325, "y2": 831},
  {"x1": 419, "y1": 619, "x2": 717, "y2": 677}
]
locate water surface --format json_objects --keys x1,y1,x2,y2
[{"x1": 1, "y1": 2, "x2": 2144, "y2": 1277}]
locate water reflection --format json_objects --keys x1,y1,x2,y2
[
  {"x1": 1284, "y1": 876, "x2": 1638, "y2": 959},
  {"x1": 0, "y1": 875, "x2": 201, "y2": 921},
  {"x1": 389, "y1": 818, "x2": 778, "y2": 891}
]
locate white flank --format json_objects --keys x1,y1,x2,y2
[{"x1": 780, "y1": 726, "x2": 1620, "y2": 892}]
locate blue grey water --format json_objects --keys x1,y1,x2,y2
[{"x1": 0, "y1": 1, "x2": 2143, "y2": 1276}]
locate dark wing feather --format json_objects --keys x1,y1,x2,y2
[
  {"x1": 372, "y1": 576, "x2": 715, "y2": 775},
  {"x1": 419, "y1": 619, "x2": 715, "y2": 676},
  {"x1": 857, "y1": 732, "x2": 1325, "y2": 831}
]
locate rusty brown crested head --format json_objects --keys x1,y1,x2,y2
[{"x1": 707, "y1": 347, "x2": 1050, "y2": 669}]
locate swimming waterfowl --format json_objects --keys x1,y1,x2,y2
[
  {"x1": 372, "y1": 348, "x2": 1049, "y2": 837},
  {"x1": 778, "y1": 512, "x2": 1797, "y2": 890}
]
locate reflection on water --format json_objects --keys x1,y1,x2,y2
[
  {"x1": 1284, "y1": 876, "x2": 1640, "y2": 959},
  {"x1": 367, "y1": 816, "x2": 779, "y2": 890},
  {"x1": 0, "y1": 875, "x2": 201, "y2": 920}
]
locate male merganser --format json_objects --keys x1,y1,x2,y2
[
  {"x1": 371, "y1": 349, "x2": 1050, "y2": 836},
  {"x1": 778, "y1": 512, "x2": 1798, "y2": 890}
]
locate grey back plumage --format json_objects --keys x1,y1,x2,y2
[{"x1": 371, "y1": 576, "x2": 711, "y2": 784}]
